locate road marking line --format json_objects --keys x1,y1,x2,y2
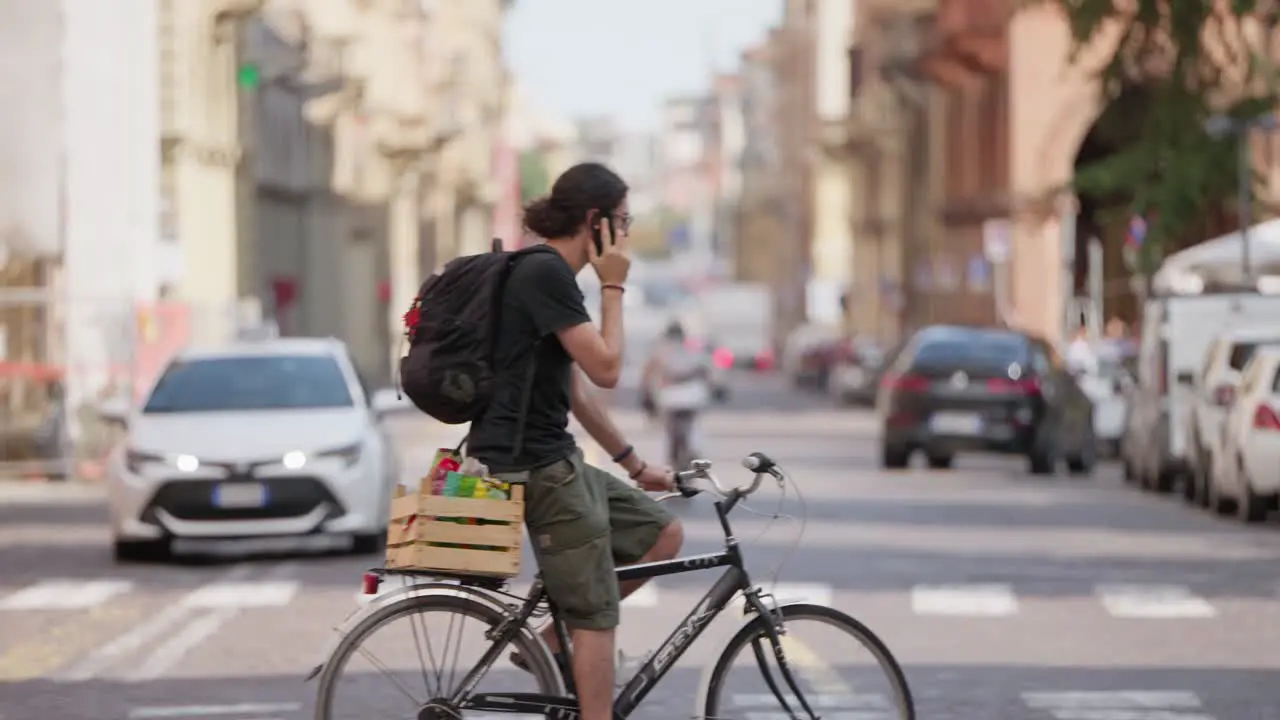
[
  {"x1": 55, "y1": 564, "x2": 253, "y2": 682},
  {"x1": 180, "y1": 579, "x2": 299, "y2": 609},
  {"x1": 1021, "y1": 690, "x2": 1203, "y2": 709},
  {"x1": 622, "y1": 583, "x2": 659, "y2": 608},
  {"x1": 0, "y1": 578, "x2": 134, "y2": 610},
  {"x1": 127, "y1": 702, "x2": 302, "y2": 718},
  {"x1": 125, "y1": 607, "x2": 240, "y2": 682},
  {"x1": 1095, "y1": 585, "x2": 1218, "y2": 619},
  {"x1": 732, "y1": 693, "x2": 892, "y2": 709},
  {"x1": 910, "y1": 584, "x2": 1019, "y2": 617},
  {"x1": 125, "y1": 563, "x2": 297, "y2": 682}
]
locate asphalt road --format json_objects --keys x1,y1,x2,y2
[{"x1": 2, "y1": 372, "x2": 1280, "y2": 720}]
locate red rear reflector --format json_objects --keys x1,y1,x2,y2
[
  {"x1": 882, "y1": 373, "x2": 929, "y2": 392},
  {"x1": 987, "y1": 377, "x2": 1041, "y2": 394},
  {"x1": 755, "y1": 350, "x2": 775, "y2": 371},
  {"x1": 712, "y1": 348, "x2": 734, "y2": 369},
  {"x1": 1254, "y1": 405, "x2": 1280, "y2": 430},
  {"x1": 362, "y1": 573, "x2": 381, "y2": 595}
]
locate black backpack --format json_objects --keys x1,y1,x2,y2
[{"x1": 398, "y1": 240, "x2": 553, "y2": 452}]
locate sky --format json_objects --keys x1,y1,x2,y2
[{"x1": 502, "y1": 0, "x2": 783, "y2": 132}]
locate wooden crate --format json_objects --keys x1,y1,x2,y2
[{"x1": 384, "y1": 483, "x2": 524, "y2": 578}]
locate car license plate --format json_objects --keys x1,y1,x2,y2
[
  {"x1": 930, "y1": 412, "x2": 983, "y2": 436},
  {"x1": 212, "y1": 483, "x2": 268, "y2": 509}
]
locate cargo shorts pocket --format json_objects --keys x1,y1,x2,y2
[
  {"x1": 535, "y1": 532, "x2": 620, "y2": 631},
  {"x1": 524, "y1": 453, "x2": 609, "y2": 552}
]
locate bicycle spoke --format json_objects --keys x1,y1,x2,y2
[
  {"x1": 408, "y1": 603, "x2": 438, "y2": 696},
  {"x1": 352, "y1": 643, "x2": 424, "y2": 707},
  {"x1": 318, "y1": 596, "x2": 554, "y2": 720}
]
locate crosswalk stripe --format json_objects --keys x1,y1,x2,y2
[
  {"x1": 180, "y1": 580, "x2": 299, "y2": 609},
  {"x1": 1021, "y1": 690, "x2": 1204, "y2": 709},
  {"x1": 1095, "y1": 585, "x2": 1217, "y2": 619},
  {"x1": 0, "y1": 578, "x2": 134, "y2": 611},
  {"x1": 910, "y1": 584, "x2": 1019, "y2": 616},
  {"x1": 127, "y1": 702, "x2": 303, "y2": 718},
  {"x1": 54, "y1": 564, "x2": 254, "y2": 682},
  {"x1": 1020, "y1": 690, "x2": 1212, "y2": 719},
  {"x1": 0, "y1": 577, "x2": 1242, "y2": 623}
]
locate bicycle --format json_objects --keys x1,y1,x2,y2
[{"x1": 312, "y1": 452, "x2": 916, "y2": 720}]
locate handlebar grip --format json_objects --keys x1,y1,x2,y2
[{"x1": 741, "y1": 451, "x2": 777, "y2": 474}]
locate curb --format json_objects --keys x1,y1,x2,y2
[{"x1": 0, "y1": 479, "x2": 105, "y2": 504}]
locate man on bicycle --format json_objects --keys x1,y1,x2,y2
[{"x1": 467, "y1": 162, "x2": 685, "y2": 720}]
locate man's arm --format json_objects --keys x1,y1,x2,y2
[
  {"x1": 571, "y1": 367, "x2": 645, "y2": 476},
  {"x1": 558, "y1": 287, "x2": 625, "y2": 388}
]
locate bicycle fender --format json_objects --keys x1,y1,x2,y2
[
  {"x1": 303, "y1": 581, "x2": 525, "y2": 683},
  {"x1": 692, "y1": 602, "x2": 830, "y2": 716}
]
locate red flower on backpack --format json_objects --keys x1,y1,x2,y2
[{"x1": 402, "y1": 299, "x2": 421, "y2": 340}]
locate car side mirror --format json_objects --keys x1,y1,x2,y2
[
  {"x1": 97, "y1": 396, "x2": 131, "y2": 428},
  {"x1": 370, "y1": 388, "x2": 412, "y2": 419}
]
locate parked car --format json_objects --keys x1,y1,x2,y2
[
  {"x1": 99, "y1": 337, "x2": 404, "y2": 562},
  {"x1": 1184, "y1": 326, "x2": 1280, "y2": 506},
  {"x1": 1209, "y1": 346, "x2": 1280, "y2": 522},
  {"x1": 831, "y1": 338, "x2": 890, "y2": 406},
  {"x1": 1122, "y1": 291, "x2": 1280, "y2": 493},
  {"x1": 876, "y1": 325, "x2": 1096, "y2": 474},
  {"x1": 782, "y1": 325, "x2": 842, "y2": 389}
]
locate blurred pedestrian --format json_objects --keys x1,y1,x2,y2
[{"x1": 1065, "y1": 325, "x2": 1099, "y2": 376}]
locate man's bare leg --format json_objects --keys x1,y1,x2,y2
[
  {"x1": 538, "y1": 521, "x2": 683, "y2": 653},
  {"x1": 570, "y1": 628, "x2": 616, "y2": 720}
]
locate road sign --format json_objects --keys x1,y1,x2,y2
[{"x1": 982, "y1": 219, "x2": 1011, "y2": 263}]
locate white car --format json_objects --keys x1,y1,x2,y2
[
  {"x1": 1186, "y1": 326, "x2": 1280, "y2": 506},
  {"x1": 101, "y1": 338, "x2": 404, "y2": 562},
  {"x1": 1210, "y1": 346, "x2": 1280, "y2": 523}
]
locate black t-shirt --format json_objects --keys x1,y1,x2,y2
[{"x1": 468, "y1": 247, "x2": 591, "y2": 472}]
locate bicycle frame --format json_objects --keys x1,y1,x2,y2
[{"x1": 452, "y1": 493, "x2": 818, "y2": 720}]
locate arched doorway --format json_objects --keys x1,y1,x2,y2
[{"x1": 1070, "y1": 85, "x2": 1149, "y2": 327}]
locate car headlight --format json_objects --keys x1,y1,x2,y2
[
  {"x1": 125, "y1": 450, "x2": 200, "y2": 474},
  {"x1": 125, "y1": 449, "x2": 164, "y2": 474},
  {"x1": 315, "y1": 442, "x2": 364, "y2": 469}
]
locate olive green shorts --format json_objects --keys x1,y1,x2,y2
[{"x1": 493, "y1": 448, "x2": 674, "y2": 631}]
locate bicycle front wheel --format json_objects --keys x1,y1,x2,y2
[
  {"x1": 702, "y1": 603, "x2": 915, "y2": 720},
  {"x1": 315, "y1": 592, "x2": 562, "y2": 720}
]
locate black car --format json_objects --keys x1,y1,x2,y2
[{"x1": 876, "y1": 325, "x2": 1096, "y2": 475}]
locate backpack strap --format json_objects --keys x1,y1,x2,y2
[{"x1": 456, "y1": 243, "x2": 553, "y2": 462}]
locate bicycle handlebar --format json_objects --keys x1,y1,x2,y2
[{"x1": 670, "y1": 452, "x2": 783, "y2": 500}]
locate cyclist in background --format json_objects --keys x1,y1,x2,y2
[{"x1": 642, "y1": 321, "x2": 713, "y2": 469}]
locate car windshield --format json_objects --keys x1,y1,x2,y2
[
  {"x1": 912, "y1": 333, "x2": 1025, "y2": 373},
  {"x1": 142, "y1": 354, "x2": 353, "y2": 413}
]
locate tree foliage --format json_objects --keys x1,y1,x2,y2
[{"x1": 1036, "y1": 0, "x2": 1280, "y2": 262}]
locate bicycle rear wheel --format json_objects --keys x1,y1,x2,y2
[
  {"x1": 315, "y1": 592, "x2": 562, "y2": 720},
  {"x1": 701, "y1": 603, "x2": 915, "y2": 720}
]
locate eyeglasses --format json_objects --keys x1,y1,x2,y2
[{"x1": 613, "y1": 213, "x2": 633, "y2": 233}]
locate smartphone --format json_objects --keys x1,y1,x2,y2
[{"x1": 592, "y1": 211, "x2": 615, "y2": 256}]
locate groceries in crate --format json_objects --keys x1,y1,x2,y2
[
  {"x1": 409, "y1": 449, "x2": 512, "y2": 547},
  {"x1": 384, "y1": 447, "x2": 525, "y2": 578}
]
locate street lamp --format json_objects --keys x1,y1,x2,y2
[{"x1": 1204, "y1": 112, "x2": 1280, "y2": 283}]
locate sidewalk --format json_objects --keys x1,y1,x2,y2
[{"x1": 0, "y1": 479, "x2": 105, "y2": 505}]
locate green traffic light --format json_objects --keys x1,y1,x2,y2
[{"x1": 237, "y1": 63, "x2": 261, "y2": 89}]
